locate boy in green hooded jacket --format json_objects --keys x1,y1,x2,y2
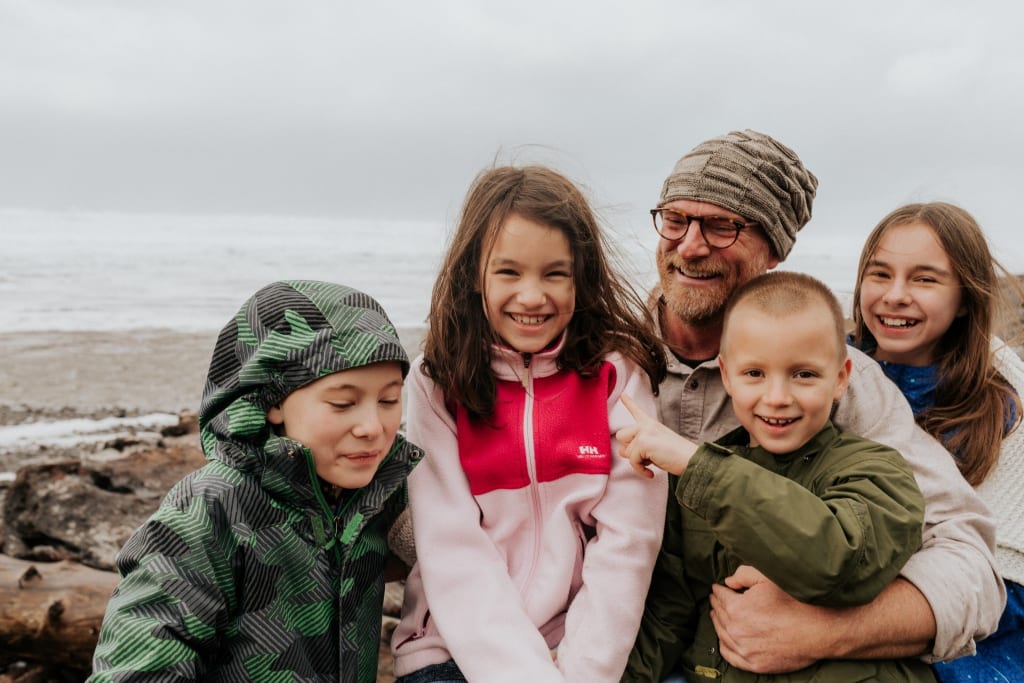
[{"x1": 90, "y1": 280, "x2": 422, "y2": 682}]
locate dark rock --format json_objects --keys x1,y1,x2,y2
[
  {"x1": 1, "y1": 438, "x2": 205, "y2": 571},
  {"x1": 102, "y1": 436, "x2": 141, "y2": 451},
  {"x1": 159, "y1": 410, "x2": 199, "y2": 437}
]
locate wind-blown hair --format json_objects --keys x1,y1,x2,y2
[
  {"x1": 852, "y1": 202, "x2": 1022, "y2": 485},
  {"x1": 422, "y1": 165, "x2": 666, "y2": 419}
]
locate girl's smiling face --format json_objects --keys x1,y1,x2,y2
[
  {"x1": 858, "y1": 221, "x2": 966, "y2": 366},
  {"x1": 481, "y1": 213, "x2": 575, "y2": 354}
]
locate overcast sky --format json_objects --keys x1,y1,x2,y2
[{"x1": 2, "y1": 1, "x2": 1023, "y2": 260}]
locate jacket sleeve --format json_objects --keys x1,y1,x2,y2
[
  {"x1": 89, "y1": 487, "x2": 232, "y2": 681},
  {"x1": 678, "y1": 436, "x2": 926, "y2": 607},
  {"x1": 403, "y1": 359, "x2": 564, "y2": 682},
  {"x1": 980, "y1": 341, "x2": 1024, "y2": 585},
  {"x1": 387, "y1": 505, "x2": 417, "y2": 568},
  {"x1": 835, "y1": 346, "x2": 1005, "y2": 660},
  {"x1": 622, "y1": 473, "x2": 695, "y2": 682},
  {"x1": 555, "y1": 357, "x2": 669, "y2": 681}
]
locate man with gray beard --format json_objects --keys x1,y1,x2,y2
[{"x1": 625, "y1": 129, "x2": 1003, "y2": 682}]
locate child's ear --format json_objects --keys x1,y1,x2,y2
[
  {"x1": 267, "y1": 406, "x2": 284, "y2": 425},
  {"x1": 717, "y1": 355, "x2": 732, "y2": 394},
  {"x1": 833, "y1": 356, "x2": 853, "y2": 402}
]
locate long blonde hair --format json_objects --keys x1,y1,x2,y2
[{"x1": 852, "y1": 202, "x2": 1022, "y2": 485}]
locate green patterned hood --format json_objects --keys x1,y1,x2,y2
[{"x1": 199, "y1": 280, "x2": 410, "y2": 494}]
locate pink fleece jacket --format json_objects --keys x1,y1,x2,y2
[{"x1": 391, "y1": 341, "x2": 668, "y2": 682}]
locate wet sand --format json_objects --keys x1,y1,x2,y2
[{"x1": 0, "y1": 327, "x2": 426, "y2": 424}]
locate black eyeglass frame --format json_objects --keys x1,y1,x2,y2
[{"x1": 650, "y1": 208, "x2": 759, "y2": 249}]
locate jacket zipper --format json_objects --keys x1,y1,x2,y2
[
  {"x1": 296, "y1": 438, "x2": 403, "y2": 675},
  {"x1": 519, "y1": 352, "x2": 544, "y2": 593},
  {"x1": 521, "y1": 352, "x2": 532, "y2": 389}
]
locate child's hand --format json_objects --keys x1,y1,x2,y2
[{"x1": 615, "y1": 394, "x2": 698, "y2": 477}]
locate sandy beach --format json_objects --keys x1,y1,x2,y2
[{"x1": 0, "y1": 326, "x2": 426, "y2": 424}]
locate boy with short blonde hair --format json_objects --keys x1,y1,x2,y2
[{"x1": 620, "y1": 271, "x2": 934, "y2": 682}]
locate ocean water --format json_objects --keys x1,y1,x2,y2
[
  {"x1": 0, "y1": 207, "x2": 892, "y2": 334},
  {"x1": 1, "y1": 209, "x2": 456, "y2": 333},
  {"x1": 4, "y1": 207, "x2": 1021, "y2": 460}
]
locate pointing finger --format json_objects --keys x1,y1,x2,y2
[
  {"x1": 615, "y1": 424, "x2": 637, "y2": 447},
  {"x1": 619, "y1": 394, "x2": 654, "y2": 424}
]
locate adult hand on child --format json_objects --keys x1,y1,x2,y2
[
  {"x1": 710, "y1": 565, "x2": 826, "y2": 673},
  {"x1": 616, "y1": 394, "x2": 698, "y2": 477}
]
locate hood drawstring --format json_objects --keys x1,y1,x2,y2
[{"x1": 309, "y1": 513, "x2": 337, "y2": 551}]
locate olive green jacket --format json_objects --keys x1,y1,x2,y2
[{"x1": 625, "y1": 422, "x2": 934, "y2": 682}]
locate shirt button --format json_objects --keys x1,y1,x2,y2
[{"x1": 688, "y1": 379, "x2": 699, "y2": 390}]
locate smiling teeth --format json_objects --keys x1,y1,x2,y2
[
  {"x1": 880, "y1": 317, "x2": 917, "y2": 328},
  {"x1": 511, "y1": 314, "x2": 546, "y2": 325},
  {"x1": 676, "y1": 266, "x2": 715, "y2": 279},
  {"x1": 761, "y1": 417, "x2": 797, "y2": 426}
]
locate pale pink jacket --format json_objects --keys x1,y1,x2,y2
[{"x1": 391, "y1": 341, "x2": 667, "y2": 682}]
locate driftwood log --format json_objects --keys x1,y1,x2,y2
[
  {"x1": 0, "y1": 552, "x2": 404, "y2": 681},
  {"x1": 0, "y1": 554, "x2": 118, "y2": 671}
]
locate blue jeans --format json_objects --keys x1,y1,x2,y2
[
  {"x1": 395, "y1": 660, "x2": 467, "y2": 683},
  {"x1": 933, "y1": 579, "x2": 1024, "y2": 682}
]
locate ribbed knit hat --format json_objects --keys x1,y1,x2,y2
[{"x1": 659, "y1": 129, "x2": 818, "y2": 260}]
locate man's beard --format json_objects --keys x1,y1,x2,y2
[
  {"x1": 658, "y1": 259, "x2": 731, "y2": 325},
  {"x1": 657, "y1": 250, "x2": 773, "y2": 325},
  {"x1": 661, "y1": 278, "x2": 729, "y2": 324}
]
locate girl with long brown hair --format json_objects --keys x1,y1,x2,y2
[
  {"x1": 852, "y1": 201, "x2": 1023, "y2": 681},
  {"x1": 390, "y1": 165, "x2": 668, "y2": 682}
]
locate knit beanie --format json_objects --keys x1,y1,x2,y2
[{"x1": 659, "y1": 129, "x2": 818, "y2": 260}]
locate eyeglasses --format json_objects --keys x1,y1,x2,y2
[{"x1": 650, "y1": 209, "x2": 758, "y2": 249}]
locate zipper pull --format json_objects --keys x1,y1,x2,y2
[{"x1": 521, "y1": 353, "x2": 532, "y2": 389}]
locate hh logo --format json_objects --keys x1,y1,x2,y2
[{"x1": 577, "y1": 445, "x2": 605, "y2": 459}]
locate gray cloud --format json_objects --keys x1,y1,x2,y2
[{"x1": 1, "y1": 0, "x2": 1022, "y2": 265}]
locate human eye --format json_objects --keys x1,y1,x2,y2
[
  {"x1": 328, "y1": 401, "x2": 354, "y2": 410},
  {"x1": 742, "y1": 369, "x2": 764, "y2": 379},
  {"x1": 864, "y1": 268, "x2": 890, "y2": 280},
  {"x1": 705, "y1": 217, "x2": 740, "y2": 236},
  {"x1": 795, "y1": 370, "x2": 819, "y2": 380},
  {"x1": 663, "y1": 211, "x2": 688, "y2": 227}
]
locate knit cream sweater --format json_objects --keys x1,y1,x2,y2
[{"x1": 978, "y1": 340, "x2": 1024, "y2": 586}]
